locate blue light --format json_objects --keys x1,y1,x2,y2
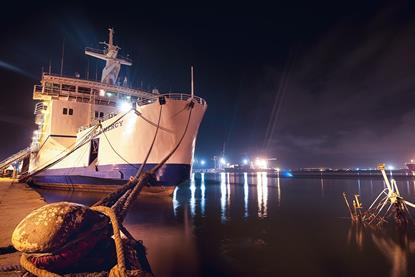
[
  {"x1": 200, "y1": 160, "x2": 206, "y2": 166},
  {"x1": 283, "y1": 171, "x2": 293, "y2": 177}
]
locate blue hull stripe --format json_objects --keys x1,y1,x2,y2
[{"x1": 32, "y1": 163, "x2": 191, "y2": 187}]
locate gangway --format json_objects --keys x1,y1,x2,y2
[{"x1": 0, "y1": 147, "x2": 31, "y2": 171}]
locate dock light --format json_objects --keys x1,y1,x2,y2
[
  {"x1": 388, "y1": 165, "x2": 395, "y2": 170},
  {"x1": 99, "y1": 89, "x2": 105, "y2": 96},
  {"x1": 220, "y1": 157, "x2": 226, "y2": 165},
  {"x1": 255, "y1": 158, "x2": 268, "y2": 169},
  {"x1": 119, "y1": 101, "x2": 132, "y2": 112},
  {"x1": 200, "y1": 160, "x2": 206, "y2": 166},
  {"x1": 242, "y1": 158, "x2": 249, "y2": 165}
]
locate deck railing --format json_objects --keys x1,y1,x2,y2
[
  {"x1": 78, "y1": 93, "x2": 207, "y2": 132},
  {"x1": 136, "y1": 93, "x2": 207, "y2": 107}
]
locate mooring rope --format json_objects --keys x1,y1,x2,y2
[
  {"x1": 109, "y1": 105, "x2": 164, "y2": 213},
  {"x1": 117, "y1": 101, "x2": 194, "y2": 222},
  {"x1": 21, "y1": 109, "x2": 132, "y2": 182},
  {"x1": 19, "y1": 124, "x2": 100, "y2": 182},
  {"x1": 0, "y1": 264, "x2": 24, "y2": 273},
  {"x1": 93, "y1": 105, "x2": 163, "y2": 208},
  {"x1": 100, "y1": 105, "x2": 163, "y2": 171}
]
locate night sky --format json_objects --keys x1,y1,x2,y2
[{"x1": 1, "y1": 1, "x2": 415, "y2": 169}]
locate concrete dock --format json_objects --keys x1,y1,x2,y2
[{"x1": 0, "y1": 178, "x2": 46, "y2": 271}]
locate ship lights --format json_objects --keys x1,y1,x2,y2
[
  {"x1": 242, "y1": 158, "x2": 249, "y2": 165},
  {"x1": 255, "y1": 158, "x2": 268, "y2": 169},
  {"x1": 200, "y1": 160, "x2": 206, "y2": 166},
  {"x1": 32, "y1": 130, "x2": 40, "y2": 140},
  {"x1": 220, "y1": 157, "x2": 226, "y2": 165},
  {"x1": 99, "y1": 89, "x2": 105, "y2": 96},
  {"x1": 119, "y1": 101, "x2": 132, "y2": 112}
]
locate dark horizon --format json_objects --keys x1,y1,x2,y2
[{"x1": 1, "y1": 1, "x2": 415, "y2": 169}]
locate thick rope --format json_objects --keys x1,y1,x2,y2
[
  {"x1": 118, "y1": 101, "x2": 194, "y2": 221},
  {"x1": 0, "y1": 264, "x2": 23, "y2": 272},
  {"x1": 19, "y1": 205, "x2": 131, "y2": 277},
  {"x1": 101, "y1": 110, "x2": 140, "y2": 170},
  {"x1": 20, "y1": 254, "x2": 60, "y2": 277},
  {"x1": 93, "y1": 105, "x2": 163, "y2": 208},
  {"x1": 91, "y1": 206, "x2": 127, "y2": 275},
  {"x1": 150, "y1": 101, "x2": 194, "y2": 174},
  {"x1": 21, "y1": 110, "x2": 132, "y2": 182},
  {"x1": 19, "y1": 124, "x2": 100, "y2": 182},
  {"x1": 133, "y1": 105, "x2": 164, "y2": 182}
]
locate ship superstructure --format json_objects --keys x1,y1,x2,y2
[{"x1": 23, "y1": 28, "x2": 207, "y2": 195}]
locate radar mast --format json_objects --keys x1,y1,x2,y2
[{"x1": 85, "y1": 28, "x2": 132, "y2": 85}]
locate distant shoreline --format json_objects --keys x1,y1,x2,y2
[{"x1": 193, "y1": 169, "x2": 415, "y2": 179}]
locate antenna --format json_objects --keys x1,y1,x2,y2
[
  {"x1": 108, "y1": 28, "x2": 114, "y2": 46},
  {"x1": 86, "y1": 59, "x2": 90, "y2": 80},
  {"x1": 191, "y1": 66, "x2": 194, "y2": 98},
  {"x1": 95, "y1": 61, "x2": 98, "y2": 81},
  {"x1": 60, "y1": 38, "x2": 65, "y2": 76}
]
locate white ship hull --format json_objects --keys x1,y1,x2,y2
[{"x1": 29, "y1": 97, "x2": 206, "y2": 195}]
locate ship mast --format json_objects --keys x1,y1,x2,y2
[{"x1": 85, "y1": 28, "x2": 132, "y2": 85}]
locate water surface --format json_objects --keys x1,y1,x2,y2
[{"x1": 37, "y1": 172, "x2": 415, "y2": 276}]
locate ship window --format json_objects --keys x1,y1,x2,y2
[
  {"x1": 52, "y1": 83, "x2": 60, "y2": 92},
  {"x1": 95, "y1": 111, "x2": 98, "y2": 118},
  {"x1": 62, "y1": 84, "x2": 76, "y2": 92},
  {"x1": 69, "y1": 109, "x2": 73, "y2": 115},
  {"x1": 99, "y1": 112, "x2": 104, "y2": 118},
  {"x1": 78, "y1": 87, "x2": 91, "y2": 94},
  {"x1": 63, "y1": 108, "x2": 68, "y2": 115}
]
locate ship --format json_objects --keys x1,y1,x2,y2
[
  {"x1": 9, "y1": 28, "x2": 207, "y2": 196},
  {"x1": 406, "y1": 160, "x2": 415, "y2": 174}
]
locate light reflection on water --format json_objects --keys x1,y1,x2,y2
[
  {"x1": 200, "y1": 173, "x2": 205, "y2": 217},
  {"x1": 220, "y1": 172, "x2": 227, "y2": 222},
  {"x1": 244, "y1": 172, "x2": 248, "y2": 218},
  {"x1": 257, "y1": 172, "x2": 268, "y2": 218},
  {"x1": 36, "y1": 173, "x2": 415, "y2": 276}
]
